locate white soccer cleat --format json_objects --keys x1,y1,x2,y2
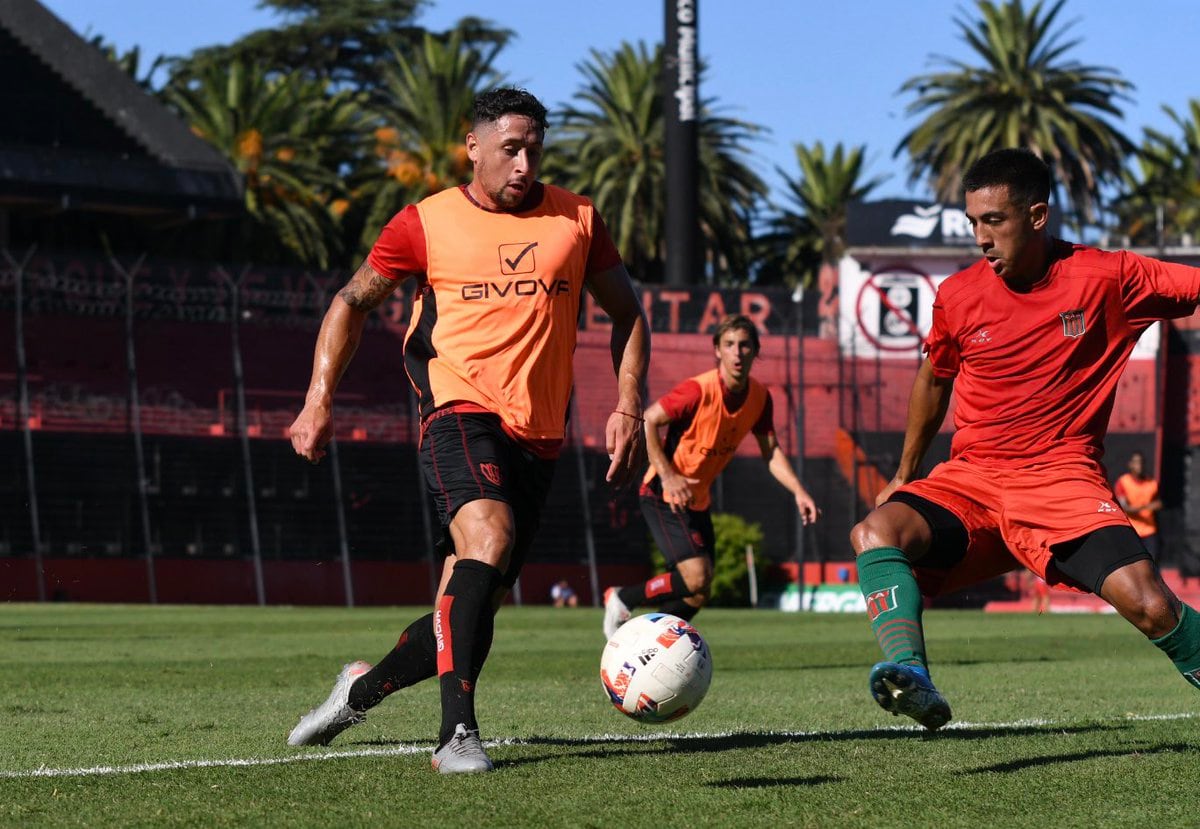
[
  {"x1": 287, "y1": 660, "x2": 372, "y2": 746},
  {"x1": 431, "y1": 723, "x2": 494, "y2": 774},
  {"x1": 603, "y1": 587, "x2": 631, "y2": 640}
]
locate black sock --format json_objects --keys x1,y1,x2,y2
[
  {"x1": 619, "y1": 571, "x2": 691, "y2": 609},
  {"x1": 347, "y1": 613, "x2": 437, "y2": 712},
  {"x1": 471, "y1": 599, "x2": 497, "y2": 678},
  {"x1": 437, "y1": 558, "x2": 502, "y2": 746},
  {"x1": 658, "y1": 598, "x2": 700, "y2": 621}
]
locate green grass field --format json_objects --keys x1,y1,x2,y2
[{"x1": 2, "y1": 603, "x2": 1197, "y2": 828}]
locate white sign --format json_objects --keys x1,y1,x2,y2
[{"x1": 839, "y1": 255, "x2": 1162, "y2": 361}]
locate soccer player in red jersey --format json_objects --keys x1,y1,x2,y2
[
  {"x1": 285, "y1": 88, "x2": 649, "y2": 772},
  {"x1": 602, "y1": 315, "x2": 819, "y2": 638},
  {"x1": 850, "y1": 148, "x2": 1200, "y2": 730}
]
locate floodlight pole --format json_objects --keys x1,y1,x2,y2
[
  {"x1": 793, "y1": 286, "x2": 807, "y2": 603},
  {"x1": 8, "y1": 247, "x2": 45, "y2": 601},
  {"x1": 664, "y1": 0, "x2": 700, "y2": 287},
  {"x1": 221, "y1": 266, "x2": 266, "y2": 606},
  {"x1": 114, "y1": 253, "x2": 158, "y2": 604},
  {"x1": 571, "y1": 398, "x2": 601, "y2": 607},
  {"x1": 327, "y1": 436, "x2": 354, "y2": 608}
]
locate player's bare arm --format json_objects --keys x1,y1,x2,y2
[
  {"x1": 337, "y1": 261, "x2": 400, "y2": 312},
  {"x1": 876, "y1": 358, "x2": 954, "y2": 506},
  {"x1": 757, "y1": 433, "x2": 820, "y2": 524},
  {"x1": 586, "y1": 262, "x2": 650, "y2": 487},
  {"x1": 289, "y1": 261, "x2": 402, "y2": 463}
]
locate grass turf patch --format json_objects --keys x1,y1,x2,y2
[{"x1": 1, "y1": 603, "x2": 1196, "y2": 827}]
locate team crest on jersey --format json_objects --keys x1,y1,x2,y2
[
  {"x1": 1059, "y1": 309, "x2": 1086, "y2": 338},
  {"x1": 865, "y1": 585, "x2": 900, "y2": 622},
  {"x1": 480, "y1": 462, "x2": 503, "y2": 486}
]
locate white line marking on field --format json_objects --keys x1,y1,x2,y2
[{"x1": 2, "y1": 711, "x2": 1193, "y2": 780}]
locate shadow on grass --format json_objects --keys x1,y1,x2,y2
[
  {"x1": 706, "y1": 775, "x2": 841, "y2": 789},
  {"x1": 961, "y1": 742, "x2": 1199, "y2": 774},
  {"x1": 724, "y1": 654, "x2": 1060, "y2": 673},
  {"x1": 354, "y1": 721, "x2": 1126, "y2": 754},
  {"x1": 348, "y1": 721, "x2": 1138, "y2": 772}
]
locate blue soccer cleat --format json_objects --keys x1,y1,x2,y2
[{"x1": 869, "y1": 661, "x2": 952, "y2": 731}]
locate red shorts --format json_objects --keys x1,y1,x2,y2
[{"x1": 899, "y1": 457, "x2": 1131, "y2": 596}]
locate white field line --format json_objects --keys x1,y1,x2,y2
[{"x1": 2, "y1": 711, "x2": 1194, "y2": 780}]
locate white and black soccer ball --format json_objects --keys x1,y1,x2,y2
[{"x1": 600, "y1": 612, "x2": 712, "y2": 724}]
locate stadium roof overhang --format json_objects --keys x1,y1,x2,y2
[{"x1": 0, "y1": 0, "x2": 243, "y2": 219}]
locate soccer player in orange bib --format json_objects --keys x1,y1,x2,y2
[
  {"x1": 850, "y1": 148, "x2": 1200, "y2": 730},
  {"x1": 1114, "y1": 450, "x2": 1163, "y2": 561},
  {"x1": 603, "y1": 314, "x2": 819, "y2": 638},
  {"x1": 286, "y1": 88, "x2": 649, "y2": 772}
]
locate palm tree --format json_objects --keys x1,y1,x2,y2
[
  {"x1": 163, "y1": 59, "x2": 365, "y2": 268},
  {"x1": 757, "y1": 142, "x2": 886, "y2": 288},
  {"x1": 89, "y1": 35, "x2": 164, "y2": 91},
  {"x1": 1114, "y1": 100, "x2": 1200, "y2": 247},
  {"x1": 697, "y1": 100, "x2": 771, "y2": 284},
  {"x1": 348, "y1": 25, "x2": 506, "y2": 257},
  {"x1": 180, "y1": 0, "x2": 430, "y2": 88},
  {"x1": 546, "y1": 41, "x2": 768, "y2": 284},
  {"x1": 896, "y1": 0, "x2": 1135, "y2": 224}
]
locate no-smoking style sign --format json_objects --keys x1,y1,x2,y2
[{"x1": 854, "y1": 266, "x2": 938, "y2": 353}]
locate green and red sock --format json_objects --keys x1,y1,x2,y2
[
  {"x1": 1151, "y1": 603, "x2": 1200, "y2": 689},
  {"x1": 857, "y1": 546, "x2": 928, "y2": 669}
]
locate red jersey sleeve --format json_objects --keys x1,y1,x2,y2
[
  {"x1": 923, "y1": 296, "x2": 961, "y2": 377},
  {"x1": 1119, "y1": 251, "x2": 1200, "y2": 328},
  {"x1": 658, "y1": 379, "x2": 702, "y2": 422},
  {"x1": 585, "y1": 211, "x2": 622, "y2": 275},
  {"x1": 751, "y1": 389, "x2": 775, "y2": 437},
  {"x1": 366, "y1": 205, "x2": 428, "y2": 280}
]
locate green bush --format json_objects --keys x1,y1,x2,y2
[{"x1": 648, "y1": 512, "x2": 767, "y2": 607}]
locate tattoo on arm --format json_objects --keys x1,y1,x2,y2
[{"x1": 338, "y1": 263, "x2": 397, "y2": 312}]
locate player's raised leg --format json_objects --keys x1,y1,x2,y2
[
  {"x1": 287, "y1": 611, "x2": 446, "y2": 747},
  {"x1": 610, "y1": 559, "x2": 710, "y2": 631},
  {"x1": 287, "y1": 660, "x2": 373, "y2": 746},
  {"x1": 606, "y1": 495, "x2": 714, "y2": 638},
  {"x1": 851, "y1": 498, "x2": 951, "y2": 731},
  {"x1": 1058, "y1": 527, "x2": 1200, "y2": 690},
  {"x1": 287, "y1": 559, "x2": 455, "y2": 747}
]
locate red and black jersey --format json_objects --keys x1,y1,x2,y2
[{"x1": 926, "y1": 240, "x2": 1200, "y2": 465}]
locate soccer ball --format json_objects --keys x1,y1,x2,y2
[{"x1": 600, "y1": 613, "x2": 712, "y2": 723}]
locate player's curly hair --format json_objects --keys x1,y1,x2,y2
[
  {"x1": 472, "y1": 87, "x2": 549, "y2": 132},
  {"x1": 712, "y1": 314, "x2": 761, "y2": 356},
  {"x1": 962, "y1": 148, "x2": 1052, "y2": 208}
]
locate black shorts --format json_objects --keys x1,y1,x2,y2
[
  {"x1": 639, "y1": 490, "x2": 715, "y2": 566},
  {"x1": 1050, "y1": 525, "x2": 1152, "y2": 595},
  {"x1": 419, "y1": 410, "x2": 556, "y2": 587},
  {"x1": 887, "y1": 490, "x2": 969, "y2": 570}
]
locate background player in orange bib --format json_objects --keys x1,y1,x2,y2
[
  {"x1": 1114, "y1": 450, "x2": 1162, "y2": 561},
  {"x1": 285, "y1": 88, "x2": 649, "y2": 772},
  {"x1": 603, "y1": 314, "x2": 819, "y2": 638},
  {"x1": 849, "y1": 148, "x2": 1200, "y2": 731}
]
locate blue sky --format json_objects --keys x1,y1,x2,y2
[{"x1": 41, "y1": 0, "x2": 1200, "y2": 204}]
